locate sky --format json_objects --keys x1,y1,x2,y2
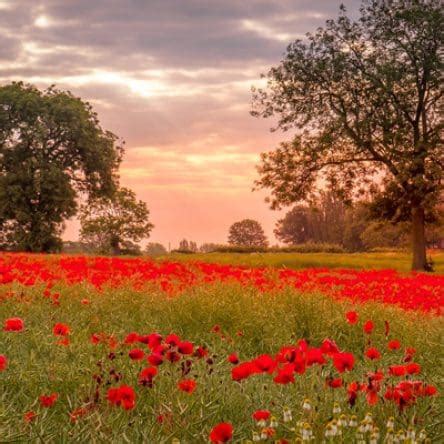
[{"x1": 0, "y1": 0, "x2": 360, "y2": 249}]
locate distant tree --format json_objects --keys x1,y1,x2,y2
[
  {"x1": 178, "y1": 239, "x2": 197, "y2": 252},
  {"x1": 199, "y1": 243, "x2": 224, "y2": 253},
  {"x1": 0, "y1": 82, "x2": 123, "y2": 252},
  {"x1": 274, "y1": 206, "x2": 312, "y2": 245},
  {"x1": 275, "y1": 192, "x2": 347, "y2": 246},
  {"x1": 79, "y1": 187, "x2": 153, "y2": 255},
  {"x1": 145, "y1": 242, "x2": 167, "y2": 256},
  {"x1": 361, "y1": 221, "x2": 411, "y2": 250},
  {"x1": 228, "y1": 219, "x2": 268, "y2": 248},
  {"x1": 252, "y1": 0, "x2": 443, "y2": 271}
]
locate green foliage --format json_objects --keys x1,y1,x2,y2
[
  {"x1": 228, "y1": 219, "x2": 268, "y2": 248},
  {"x1": 79, "y1": 187, "x2": 153, "y2": 255},
  {"x1": 199, "y1": 243, "x2": 225, "y2": 253},
  {"x1": 252, "y1": 0, "x2": 443, "y2": 270},
  {"x1": 144, "y1": 242, "x2": 168, "y2": 256},
  {"x1": 0, "y1": 82, "x2": 123, "y2": 252}
]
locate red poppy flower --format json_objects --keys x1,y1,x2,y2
[
  {"x1": 345, "y1": 311, "x2": 358, "y2": 324},
  {"x1": 165, "y1": 334, "x2": 180, "y2": 346},
  {"x1": 124, "y1": 332, "x2": 140, "y2": 344},
  {"x1": 177, "y1": 341, "x2": 194, "y2": 355},
  {"x1": 4, "y1": 317, "x2": 24, "y2": 332},
  {"x1": 326, "y1": 377, "x2": 343, "y2": 388},
  {"x1": 195, "y1": 346, "x2": 208, "y2": 358},
  {"x1": 147, "y1": 333, "x2": 163, "y2": 349},
  {"x1": 424, "y1": 385, "x2": 437, "y2": 396},
  {"x1": 178, "y1": 379, "x2": 197, "y2": 394},
  {"x1": 363, "y1": 320, "x2": 374, "y2": 334},
  {"x1": 0, "y1": 354, "x2": 7, "y2": 371},
  {"x1": 406, "y1": 362, "x2": 421, "y2": 375},
  {"x1": 80, "y1": 298, "x2": 90, "y2": 305},
  {"x1": 53, "y1": 323, "x2": 70, "y2": 336},
  {"x1": 24, "y1": 411, "x2": 37, "y2": 423},
  {"x1": 209, "y1": 422, "x2": 233, "y2": 443},
  {"x1": 228, "y1": 353, "x2": 239, "y2": 365},
  {"x1": 107, "y1": 385, "x2": 136, "y2": 410},
  {"x1": 129, "y1": 348, "x2": 145, "y2": 360},
  {"x1": 389, "y1": 365, "x2": 406, "y2": 377},
  {"x1": 39, "y1": 393, "x2": 58, "y2": 408},
  {"x1": 273, "y1": 363, "x2": 295, "y2": 384},
  {"x1": 252, "y1": 410, "x2": 270, "y2": 421},
  {"x1": 388, "y1": 339, "x2": 401, "y2": 350},
  {"x1": 332, "y1": 352, "x2": 355, "y2": 373},
  {"x1": 306, "y1": 347, "x2": 326, "y2": 366},
  {"x1": 211, "y1": 325, "x2": 221, "y2": 333},
  {"x1": 365, "y1": 347, "x2": 381, "y2": 360},
  {"x1": 57, "y1": 337, "x2": 70, "y2": 346},
  {"x1": 231, "y1": 362, "x2": 258, "y2": 381},
  {"x1": 138, "y1": 366, "x2": 157, "y2": 387},
  {"x1": 165, "y1": 350, "x2": 181, "y2": 363},
  {"x1": 147, "y1": 353, "x2": 164, "y2": 366},
  {"x1": 253, "y1": 354, "x2": 276, "y2": 373}
]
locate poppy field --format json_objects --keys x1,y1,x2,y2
[{"x1": 0, "y1": 253, "x2": 443, "y2": 442}]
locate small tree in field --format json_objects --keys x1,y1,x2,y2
[
  {"x1": 145, "y1": 242, "x2": 167, "y2": 256},
  {"x1": 252, "y1": 0, "x2": 443, "y2": 271},
  {"x1": 228, "y1": 219, "x2": 268, "y2": 248},
  {"x1": 80, "y1": 187, "x2": 153, "y2": 255}
]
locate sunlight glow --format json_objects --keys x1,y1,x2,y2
[{"x1": 34, "y1": 15, "x2": 51, "y2": 28}]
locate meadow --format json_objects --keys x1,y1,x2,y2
[
  {"x1": 168, "y1": 251, "x2": 444, "y2": 274},
  {"x1": 0, "y1": 253, "x2": 443, "y2": 443}
]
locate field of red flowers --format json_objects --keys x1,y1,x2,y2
[{"x1": 0, "y1": 253, "x2": 443, "y2": 442}]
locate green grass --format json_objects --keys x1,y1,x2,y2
[
  {"x1": 1, "y1": 282, "x2": 443, "y2": 442},
  {"x1": 166, "y1": 251, "x2": 444, "y2": 273}
]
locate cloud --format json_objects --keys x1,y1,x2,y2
[{"x1": 0, "y1": 0, "x2": 361, "y2": 245}]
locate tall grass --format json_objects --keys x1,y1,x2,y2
[{"x1": 1, "y1": 282, "x2": 442, "y2": 442}]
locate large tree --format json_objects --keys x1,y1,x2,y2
[
  {"x1": 0, "y1": 82, "x2": 123, "y2": 252},
  {"x1": 79, "y1": 187, "x2": 153, "y2": 255},
  {"x1": 252, "y1": 0, "x2": 443, "y2": 271},
  {"x1": 228, "y1": 219, "x2": 268, "y2": 248}
]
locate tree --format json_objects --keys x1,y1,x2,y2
[
  {"x1": 199, "y1": 243, "x2": 223, "y2": 253},
  {"x1": 274, "y1": 206, "x2": 312, "y2": 245},
  {"x1": 228, "y1": 219, "x2": 268, "y2": 248},
  {"x1": 145, "y1": 242, "x2": 168, "y2": 256},
  {"x1": 177, "y1": 239, "x2": 197, "y2": 252},
  {"x1": 0, "y1": 82, "x2": 123, "y2": 252},
  {"x1": 252, "y1": 0, "x2": 443, "y2": 271},
  {"x1": 79, "y1": 187, "x2": 153, "y2": 255},
  {"x1": 275, "y1": 192, "x2": 348, "y2": 246}
]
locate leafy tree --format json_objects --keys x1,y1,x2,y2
[
  {"x1": 275, "y1": 192, "x2": 348, "y2": 246},
  {"x1": 79, "y1": 187, "x2": 153, "y2": 255},
  {"x1": 252, "y1": 0, "x2": 443, "y2": 270},
  {"x1": 274, "y1": 206, "x2": 312, "y2": 245},
  {"x1": 0, "y1": 82, "x2": 123, "y2": 252},
  {"x1": 228, "y1": 219, "x2": 268, "y2": 248},
  {"x1": 178, "y1": 239, "x2": 197, "y2": 252},
  {"x1": 145, "y1": 242, "x2": 168, "y2": 256}
]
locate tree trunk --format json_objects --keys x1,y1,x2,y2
[
  {"x1": 411, "y1": 205, "x2": 429, "y2": 271},
  {"x1": 110, "y1": 236, "x2": 120, "y2": 256}
]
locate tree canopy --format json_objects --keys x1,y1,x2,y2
[
  {"x1": 79, "y1": 187, "x2": 153, "y2": 255},
  {"x1": 228, "y1": 219, "x2": 268, "y2": 248},
  {"x1": 252, "y1": 0, "x2": 443, "y2": 270},
  {"x1": 0, "y1": 82, "x2": 123, "y2": 252}
]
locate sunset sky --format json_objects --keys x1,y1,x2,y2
[{"x1": 0, "y1": 0, "x2": 360, "y2": 248}]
